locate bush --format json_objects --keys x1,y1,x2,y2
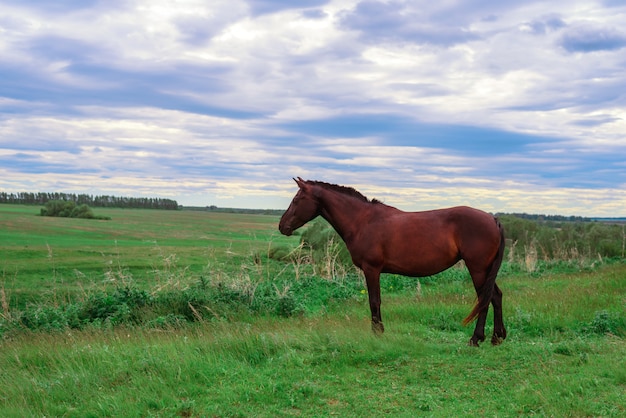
[
  {"x1": 583, "y1": 310, "x2": 625, "y2": 336},
  {"x1": 275, "y1": 292, "x2": 299, "y2": 317},
  {"x1": 81, "y1": 287, "x2": 150, "y2": 325},
  {"x1": 40, "y1": 200, "x2": 110, "y2": 220},
  {"x1": 268, "y1": 245, "x2": 292, "y2": 261},
  {"x1": 6, "y1": 273, "x2": 364, "y2": 333},
  {"x1": 146, "y1": 314, "x2": 188, "y2": 329},
  {"x1": 499, "y1": 215, "x2": 625, "y2": 261},
  {"x1": 299, "y1": 219, "x2": 352, "y2": 267},
  {"x1": 71, "y1": 204, "x2": 95, "y2": 219}
]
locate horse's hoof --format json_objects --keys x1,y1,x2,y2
[
  {"x1": 468, "y1": 338, "x2": 480, "y2": 347},
  {"x1": 491, "y1": 335, "x2": 504, "y2": 346},
  {"x1": 371, "y1": 322, "x2": 385, "y2": 335}
]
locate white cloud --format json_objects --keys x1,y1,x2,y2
[{"x1": 0, "y1": 0, "x2": 625, "y2": 215}]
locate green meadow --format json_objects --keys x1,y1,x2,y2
[
  {"x1": 1, "y1": 205, "x2": 291, "y2": 307},
  {"x1": 0, "y1": 204, "x2": 625, "y2": 417}
]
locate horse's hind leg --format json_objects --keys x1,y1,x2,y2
[
  {"x1": 469, "y1": 308, "x2": 488, "y2": 346},
  {"x1": 466, "y1": 268, "x2": 490, "y2": 346},
  {"x1": 491, "y1": 284, "x2": 507, "y2": 345}
]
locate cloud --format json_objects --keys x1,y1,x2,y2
[
  {"x1": 519, "y1": 15, "x2": 566, "y2": 35},
  {"x1": 1, "y1": 1, "x2": 626, "y2": 215},
  {"x1": 339, "y1": 0, "x2": 481, "y2": 46},
  {"x1": 279, "y1": 113, "x2": 549, "y2": 156},
  {"x1": 560, "y1": 25, "x2": 626, "y2": 53},
  {"x1": 569, "y1": 116, "x2": 621, "y2": 127},
  {"x1": 302, "y1": 9, "x2": 327, "y2": 20},
  {"x1": 247, "y1": 0, "x2": 330, "y2": 16},
  {"x1": 0, "y1": 0, "x2": 102, "y2": 13},
  {"x1": 173, "y1": 1, "x2": 249, "y2": 45}
]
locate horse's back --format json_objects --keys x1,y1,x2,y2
[
  {"x1": 443, "y1": 205, "x2": 500, "y2": 239},
  {"x1": 394, "y1": 205, "x2": 497, "y2": 237}
]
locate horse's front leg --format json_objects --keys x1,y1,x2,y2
[{"x1": 363, "y1": 265, "x2": 384, "y2": 334}]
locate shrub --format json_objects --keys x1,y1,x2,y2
[
  {"x1": 81, "y1": 287, "x2": 150, "y2": 325},
  {"x1": 146, "y1": 314, "x2": 188, "y2": 329},
  {"x1": 70, "y1": 204, "x2": 95, "y2": 219},
  {"x1": 268, "y1": 245, "x2": 292, "y2": 261},
  {"x1": 300, "y1": 219, "x2": 352, "y2": 267},
  {"x1": 40, "y1": 200, "x2": 110, "y2": 220},
  {"x1": 583, "y1": 310, "x2": 625, "y2": 336},
  {"x1": 19, "y1": 305, "x2": 73, "y2": 331},
  {"x1": 499, "y1": 215, "x2": 625, "y2": 261},
  {"x1": 4, "y1": 272, "x2": 365, "y2": 334},
  {"x1": 275, "y1": 292, "x2": 299, "y2": 317}
]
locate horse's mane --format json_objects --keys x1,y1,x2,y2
[{"x1": 305, "y1": 180, "x2": 382, "y2": 204}]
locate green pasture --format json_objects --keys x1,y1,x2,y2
[
  {"x1": 1, "y1": 205, "x2": 291, "y2": 306},
  {"x1": 0, "y1": 204, "x2": 625, "y2": 417}
]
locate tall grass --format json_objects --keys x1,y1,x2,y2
[
  {"x1": 0, "y1": 240, "x2": 364, "y2": 336},
  {"x1": 500, "y1": 215, "x2": 625, "y2": 261},
  {"x1": 2, "y1": 215, "x2": 625, "y2": 336}
]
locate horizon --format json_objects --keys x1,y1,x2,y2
[{"x1": 2, "y1": 188, "x2": 626, "y2": 219}]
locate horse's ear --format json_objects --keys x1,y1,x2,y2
[{"x1": 294, "y1": 177, "x2": 306, "y2": 188}]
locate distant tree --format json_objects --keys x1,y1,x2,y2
[
  {"x1": 41, "y1": 200, "x2": 109, "y2": 220},
  {"x1": 41, "y1": 200, "x2": 74, "y2": 217},
  {"x1": 70, "y1": 204, "x2": 96, "y2": 219}
]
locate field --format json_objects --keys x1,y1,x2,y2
[{"x1": 1, "y1": 204, "x2": 625, "y2": 417}]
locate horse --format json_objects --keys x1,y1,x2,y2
[{"x1": 278, "y1": 178, "x2": 506, "y2": 346}]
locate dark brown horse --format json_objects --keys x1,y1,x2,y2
[{"x1": 279, "y1": 178, "x2": 506, "y2": 346}]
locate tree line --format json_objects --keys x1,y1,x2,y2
[
  {"x1": 496, "y1": 212, "x2": 591, "y2": 223},
  {"x1": 185, "y1": 205, "x2": 284, "y2": 216},
  {"x1": 0, "y1": 192, "x2": 179, "y2": 210}
]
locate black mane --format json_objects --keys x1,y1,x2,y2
[{"x1": 305, "y1": 180, "x2": 382, "y2": 204}]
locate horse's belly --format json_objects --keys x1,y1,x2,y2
[
  {"x1": 383, "y1": 254, "x2": 458, "y2": 277},
  {"x1": 380, "y1": 235, "x2": 460, "y2": 277}
]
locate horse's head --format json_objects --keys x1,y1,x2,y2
[{"x1": 278, "y1": 177, "x2": 320, "y2": 236}]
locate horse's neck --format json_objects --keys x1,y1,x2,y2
[{"x1": 317, "y1": 189, "x2": 370, "y2": 244}]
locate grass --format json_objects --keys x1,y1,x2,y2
[
  {"x1": 0, "y1": 205, "x2": 292, "y2": 307},
  {"x1": 1, "y1": 290, "x2": 624, "y2": 416},
  {"x1": 0, "y1": 204, "x2": 625, "y2": 416}
]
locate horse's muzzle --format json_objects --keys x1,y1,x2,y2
[{"x1": 278, "y1": 222, "x2": 292, "y2": 236}]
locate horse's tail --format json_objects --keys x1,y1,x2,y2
[{"x1": 462, "y1": 218, "x2": 505, "y2": 326}]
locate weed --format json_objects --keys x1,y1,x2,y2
[
  {"x1": 146, "y1": 314, "x2": 187, "y2": 329},
  {"x1": 524, "y1": 239, "x2": 538, "y2": 273},
  {"x1": 509, "y1": 306, "x2": 534, "y2": 333},
  {"x1": 583, "y1": 310, "x2": 625, "y2": 336},
  {"x1": 1, "y1": 287, "x2": 9, "y2": 320}
]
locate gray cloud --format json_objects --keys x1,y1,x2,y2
[
  {"x1": 247, "y1": 0, "x2": 330, "y2": 16},
  {"x1": 521, "y1": 16, "x2": 566, "y2": 35},
  {"x1": 0, "y1": 0, "x2": 102, "y2": 13},
  {"x1": 561, "y1": 25, "x2": 626, "y2": 53},
  {"x1": 339, "y1": 1, "x2": 481, "y2": 46},
  {"x1": 301, "y1": 9, "x2": 327, "y2": 20},
  {"x1": 570, "y1": 117, "x2": 621, "y2": 127}
]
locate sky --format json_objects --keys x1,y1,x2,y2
[{"x1": 1, "y1": 0, "x2": 625, "y2": 216}]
